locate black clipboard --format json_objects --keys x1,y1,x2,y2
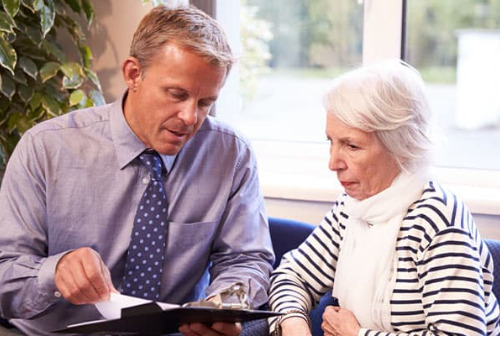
[{"x1": 54, "y1": 302, "x2": 282, "y2": 335}]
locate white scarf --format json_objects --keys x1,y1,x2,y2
[{"x1": 332, "y1": 171, "x2": 429, "y2": 331}]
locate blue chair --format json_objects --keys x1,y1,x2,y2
[
  {"x1": 486, "y1": 239, "x2": 500, "y2": 301},
  {"x1": 242, "y1": 217, "x2": 316, "y2": 335}
]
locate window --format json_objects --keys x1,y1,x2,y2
[
  {"x1": 406, "y1": 0, "x2": 500, "y2": 171},
  {"x1": 213, "y1": 0, "x2": 500, "y2": 217}
]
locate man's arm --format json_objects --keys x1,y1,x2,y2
[
  {"x1": 0, "y1": 132, "x2": 63, "y2": 318},
  {"x1": 206, "y1": 145, "x2": 274, "y2": 308}
]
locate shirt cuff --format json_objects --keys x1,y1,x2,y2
[{"x1": 38, "y1": 250, "x2": 73, "y2": 299}]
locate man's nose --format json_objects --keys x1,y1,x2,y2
[{"x1": 178, "y1": 101, "x2": 198, "y2": 126}]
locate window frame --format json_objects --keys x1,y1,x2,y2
[{"x1": 212, "y1": 0, "x2": 500, "y2": 217}]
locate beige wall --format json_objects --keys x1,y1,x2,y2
[{"x1": 87, "y1": 0, "x2": 154, "y2": 103}]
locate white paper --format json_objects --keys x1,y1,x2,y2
[{"x1": 95, "y1": 293, "x2": 179, "y2": 320}]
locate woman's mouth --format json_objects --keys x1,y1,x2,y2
[{"x1": 340, "y1": 181, "x2": 354, "y2": 188}]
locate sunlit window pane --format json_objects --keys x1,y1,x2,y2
[
  {"x1": 406, "y1": 0, "x2": 500, "y2": 170},
  {"x1": 229, "y1": 0, "x2": 363, "y2": 143}
]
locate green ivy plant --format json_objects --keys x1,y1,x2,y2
[{"x1": 0, "y1": 0, "x2": 104, "y2": 176}]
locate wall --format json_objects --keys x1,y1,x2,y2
[{"x1": 87, "y1": 0, "x2": 154, "y2": 103}]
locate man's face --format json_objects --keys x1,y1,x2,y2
[{"x1": 122, "y1": 43, "x2": 227, "y2": 155}]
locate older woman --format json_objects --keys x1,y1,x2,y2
[{"x1": 268, "y1": 61, "x2": 500, "y2": 336}]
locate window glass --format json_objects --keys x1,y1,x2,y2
[
  {"x1": 406, "y1": 0, "x2": 500, "y2": 170},
  {"x1": 225, "y1": 0, "x2": 363, "y2": 143}
]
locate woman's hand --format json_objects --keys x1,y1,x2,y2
[
  {"x1": 322, "y1": 306, "x2": 360, "y2": 336},
  {"x1": 280, "y1": 316, "x2": 312, "y2": 336}
]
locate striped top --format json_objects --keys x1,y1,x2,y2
[{"x1": 269, "y1": 181, "x2": 500, "y2": 335}]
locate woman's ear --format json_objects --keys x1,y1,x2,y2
[{"x1": 122, "y1": 57, "x2": 142, "y2": 92}]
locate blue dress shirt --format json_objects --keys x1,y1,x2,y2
[{"x1": 0, "y1": 92, "x2": 274, "y2": 335}]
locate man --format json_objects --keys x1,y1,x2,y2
[{"x1": 0, "y1": 5, "x2": 273, "y2": 335}]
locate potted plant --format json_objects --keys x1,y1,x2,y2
[{"x1": 0, "y1": 0, "x2": 104, "y2": 183}]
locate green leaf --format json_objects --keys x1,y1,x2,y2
[
  {"x1": 17, "y1": 83, "x2": 34, "y2": 103},
  {"x1": 0, "y1": 34, "x2": 17, "y2": 75},
  {"x1": 21, "y1": 0, "x2": 36, "y2": 13},
  {"x1": 39, "y1": 62, "x2": 60, "y2": 82},
  {"x1": 0, "y1": 13, "x2": 16, "y2": 34},
  {"x1": 41, "y1": 39, "x2": 65, "y2": 62},
  {"x1": 33, "y1": 0, "x2": 44, "y2": 11},
  {"x1": 69, "y1": 89, "x2": 85, "y2": 107},
  {"x1": 19, "y1": 56, "x2": 38, "y2": 80},
  {"x1": 4, "y1": 0, "x2": 21, "y2": 19},
  {"x1": 40, "y1": 1, "x2": 56, "y2": 38},
  {"x1": 81, "y1": 0, "x2": 94, "y2": 27},
  {"x1": 15, "y1": 115, "x2": 33, "y2": 134},
  {"x1": 85, "y1": 69, "x2": 102, "y2": 92},
  {"x1": 64, "y1": 0, "x2": 81, "y2": 13},
  {"x1": 89, "y1": 89, "x2": 105, "y2": 106},
  {"x1": 60, "y1": 62, "x2": 84, "y2": 78},
  {"x1": 62, "y1": 74, "x2": 83, "y2": 89},
  {"x1": 22, "y1": 24, "x2": 43, "y2": 46},
  {"x1": 13, "y1": 68, "x2": 27, "y2": 85},
  {"x1": 80, "y1": 44, "x2": 92, "y2": 68},
  {"x1": 21, "y1": 0, "x2": 44, "y2": 13},
  {"x1": 41, "y1": 94, "x2": 61, "y2": 117},
  {"x1": 7, "y1": 112, "x2": 21, "y2": 133},
  {"x1": 29, "y1": 92, "x2": 42, "y2": 110},
  {"x1": 0, "y1": 75, "x2": 16, "y2": 99}
]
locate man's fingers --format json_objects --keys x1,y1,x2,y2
[
  {"x1": 82, "y1": 250, "x2": 112, "y2": 300},
  {"x1": 211, "y1": 322, "x2": 242, "y2": 336},
  {"x1": 55, "y1": 247, "x2": 114, "y2": 305}
]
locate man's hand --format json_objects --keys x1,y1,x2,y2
[
  {"x1": 55, "y1": 247, "x2": 117, "y2": 305},
  {"x1": 178, "y1": 322, "x2": 242, "y2": 336},
  {"x1": 322, "y1": 306, "x2": 360, "y2": 336}
]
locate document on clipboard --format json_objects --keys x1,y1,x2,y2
[{"x1": 54, "y1": 292, "x2": 282, "y2": 335}]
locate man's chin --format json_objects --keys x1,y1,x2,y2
[{"x1": 155, "y1": 143, "x2": 184, "y2": 156}]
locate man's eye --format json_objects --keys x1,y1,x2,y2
[
  {"x1": 170, "y1": 91, "x2": 187, "y2": 100},
  {"x1": 199, "y1": 100, "x2": 214, "y2": 108}
]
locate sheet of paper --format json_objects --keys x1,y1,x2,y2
[
  {"x1": 95, "y1": 293, "x2": 152, "y2": 320},
  {"x1": 95, "y1": 293, "x2": 180, "y2": 320}
]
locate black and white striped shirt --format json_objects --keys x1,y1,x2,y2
[{"x1": 269, "y1": 180, "x2": 500, "y2": 335}]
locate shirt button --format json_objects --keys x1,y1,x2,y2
[
  {"x1": 142, "y1": 177, "x2": 149, "y2": 184},
  {"x1": 54, "y1": 291, "x2": 62, "y2": 298}
]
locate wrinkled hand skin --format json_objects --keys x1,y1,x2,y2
[{"x1": 321, "y1": 306, "x2": 360, "y2": 336}]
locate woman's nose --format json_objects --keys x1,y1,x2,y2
[{"x1": 328, "y1": 146, "x2": 346, "y2": 171}]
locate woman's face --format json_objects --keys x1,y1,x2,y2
[{"x1": 326, "y1": 114, "x2": 400, "y2": 200}]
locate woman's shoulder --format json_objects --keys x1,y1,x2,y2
[{"x1": 401, "y1": 179, "x2": 476, "y2": 245}]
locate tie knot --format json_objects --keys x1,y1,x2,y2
[{"x1": 139, "y1": 150, "x2": 163, "y2": 181}]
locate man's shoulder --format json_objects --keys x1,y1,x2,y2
[
  {"x1": 27, "y1": 103, "x2": 113, "y2": 137},
  {"x1": 196, "y1": 116, "x2": 252, "y2": 146}
]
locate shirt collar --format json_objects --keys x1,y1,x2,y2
[{"x1": 110, "y1": 90, "x2": 177, "y2": 172}]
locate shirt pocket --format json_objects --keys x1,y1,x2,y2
[{"x1": 165, "y1": 220, "x2": 218, "y2": 261}]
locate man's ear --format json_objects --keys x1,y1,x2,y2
[{"x1": 122, "y1": 57, "x2": 142, "y2": 92}]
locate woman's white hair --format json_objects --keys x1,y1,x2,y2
[{"x1": 323, "y1": 60, "x2": 434, "y2": 172}]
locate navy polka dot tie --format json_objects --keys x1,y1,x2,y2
[{"x1": 122, "y1": 150, "x2": 167, "y2": 300}]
